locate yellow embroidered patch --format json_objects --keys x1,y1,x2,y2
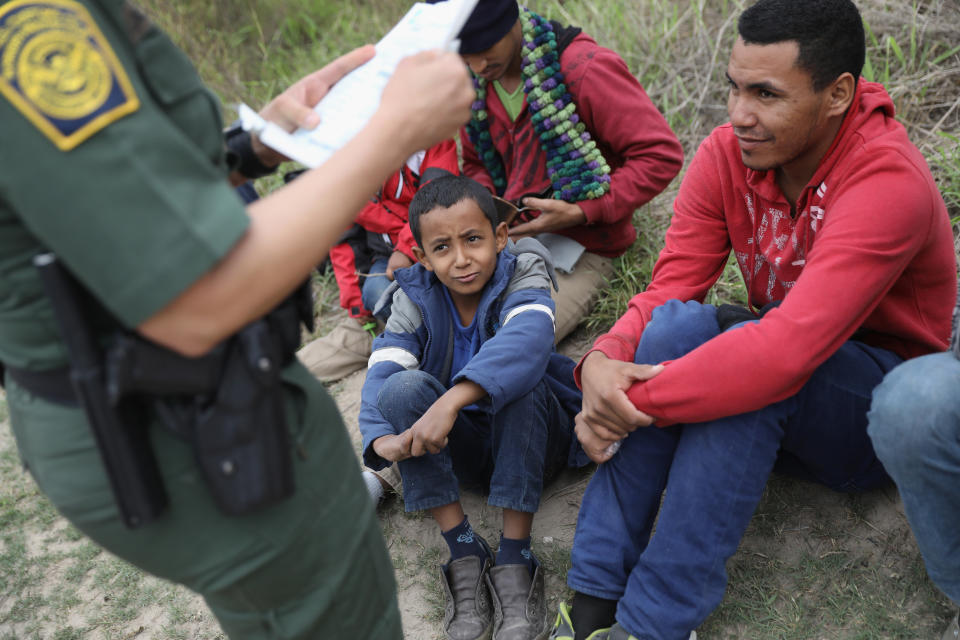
[{"x1": 0, "y1": 0, "x2": 139, "y2": 151}]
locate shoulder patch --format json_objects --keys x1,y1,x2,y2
[{"x1": 0, "y1": 0, "x2": 139, "y2": 150}]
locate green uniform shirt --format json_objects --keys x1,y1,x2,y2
[
  {"x1": 0, "y1": 0, "x2": 248, "y2": 370},
  {"x1": 0, "y1": 3, "x2": 402, "y2": 636}
]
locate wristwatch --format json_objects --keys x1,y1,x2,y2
[{"x1": 224, "y1": 122, "x2": 278, "y2": 180}]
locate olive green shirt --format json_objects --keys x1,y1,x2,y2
[{"x1": 493, "y1": 79, "x2": 525, "y2": 122}]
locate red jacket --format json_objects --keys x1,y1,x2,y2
[
  {"x1": 579, "y1": 79, "x2": 957, "y2": 424},
  {"x1": 329, "y1": 139, "x2": 459, "y2": 318},
  {"x1": 460, "y1": 32, "x2": 683, "y2": 258}
]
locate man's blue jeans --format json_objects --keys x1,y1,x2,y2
[
  {"x1": 868, "y1": 351, "x2": 960, "y2": 605},
  {"x1": 361, "y1": 257, "x2": 393, "y2": 321},
  {"x1": 567, "y1": 299, "x2": 903, "y2": 639},
  {"x1": 377, "y1": 369, "x2": 572, "y2": 513}
]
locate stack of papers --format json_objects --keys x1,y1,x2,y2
[{"x1": 239, "y1": 0, "x2": 478, "y2": 168}]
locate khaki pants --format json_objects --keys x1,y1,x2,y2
[
  {"x1": 551, "y1": 251, "x2": 615, "y2": 343},
  {"x1": 297, "y1": 318, "x2": 373, "y2": 383}
]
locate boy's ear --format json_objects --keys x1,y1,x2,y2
[
  {"x1": 494, "y1": 222, "x2": 509, "y2": 252},
  {"x1": 412, "y1": 245, "x2": 433, "y2": 272}
]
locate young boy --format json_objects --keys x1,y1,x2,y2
[
  {"x1": 297, "y1": 140, "x2": 459, "y2": 384},
  {"x1": 359, "y1": 175, "x2": 585, "y2": 640}
]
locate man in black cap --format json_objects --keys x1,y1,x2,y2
[{"x1": 434, "y1": 0, "x2": 683, "y2": 345}]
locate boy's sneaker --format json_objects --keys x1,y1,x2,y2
[
  {"x1": 441, "y1": 536, "x2": 494, "y2": 640},
  {"x1": 487, "y1": 553, "x2": 548, "y2": 640},
  {"x1": 942, "y1": 610, "x2": 959, "y2": 640},
  {"x1": 361, "y1": 471, "x2": 385, "y2": 504}
]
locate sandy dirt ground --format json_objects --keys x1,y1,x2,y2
[{"x1": 323, "y1": 328, "x2": 948, "y2": 639}]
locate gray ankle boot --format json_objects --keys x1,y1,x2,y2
[
  {"x1": 487, "y1": 559, "x2": 548, "y2": 640},
  {"x1": 441, "y1": 554, "x2": 493, "y2": 640}
]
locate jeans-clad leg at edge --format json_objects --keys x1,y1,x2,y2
[
  {"x1": 868, "y1": 352, "x2": 960, "y2": 603},
  {"x1": 567, "y1": 299, "x2": 901, "y2": 639},
  {"x1": 362, "y1": 257, "x2": 394, "y2": 322}
]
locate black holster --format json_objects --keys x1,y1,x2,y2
[
  {"x1": 104, "y1": 286, "x2": 311, "y2": 517},
  {"x1": 191, "y1": 316, "x2": 294, "y2": 515},
  {"x1": 34, "y1": 253, "x2": 313, "y2": 524}
]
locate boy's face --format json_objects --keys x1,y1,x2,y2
[{"x1": 413, "y1": 198, "x2": 508, "y2": 309}]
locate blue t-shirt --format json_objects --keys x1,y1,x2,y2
[{"x1": 443, "y1": 287, "x2": 482, "y2": 387}]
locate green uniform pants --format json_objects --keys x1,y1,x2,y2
[{"x1": 7, "y1": 362, "x2": 401, "y2": 639}]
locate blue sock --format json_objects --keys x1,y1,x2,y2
[
  {"x1": 496, "y1": 535, "x2": 533, "y2": 573},
  {"x1": 441, "y1": 517, "x2": 488, "y2": 561}
]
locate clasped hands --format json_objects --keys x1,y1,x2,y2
[
  {"x1": 576, "y1": 351, "x2": 664, "y2": 464},
  {"x1": 372, "y1": 398, "x2": 459, "y2": 463}
]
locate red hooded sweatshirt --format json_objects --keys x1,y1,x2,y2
[
  {"x1": 460, "y1": 32, "x2": 684, "y2": 258},
  {"x1": 578, "y1": 79, "x2": 957, "y2": 425}
]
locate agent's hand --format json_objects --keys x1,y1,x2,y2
[
  {"x1": 579, "y1": 351, "x2": 661, "y2": 440},
  {"x1": 254, "y1": 46, "x2": 377, "y2": 167},
  {"x1": 386, "y1": 251, "x2": 414, "y2": 280},
  {"x1": 409, "y1": 399, "x2": 459, "y2": 457},
  {"x1": 372, "y1": 431, "x2": 414, "y2": 462},
  {"x1": 508, "y1": 197, "x2": 587, "y2": 237},
  {"x1": 374, "y1": 50, "x2": 474, "y2": 158}
]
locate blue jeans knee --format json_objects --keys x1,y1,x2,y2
[
  {"x1": 377, "y1": 369, "x2": 445, "y2": 427},
  {"x1": 635, "y1": 299, "x2": 719, "y2": 365},
  {"x1": 868, "y1": 352, "x2": 960, "y2": 472}
]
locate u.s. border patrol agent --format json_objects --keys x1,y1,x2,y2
[{"x1": 0, "y1": 0, "x2": 475, "y2": 637}]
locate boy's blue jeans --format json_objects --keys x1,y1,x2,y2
[
  {"x1": 377, "y1": 369, "x2": 572, "y2": 513},
  {"x1": 361, "y1": 257, "x2": 393, "y2": 321},
  {"x1": 868, "y1": 351, "x2": 960, "y2": 605},
  {"x1": 567, "y1": 299, "x2": 902, "y2": 639}
]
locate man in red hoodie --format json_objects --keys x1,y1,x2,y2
[{"x1": 550, "y1": 1, "x2": 958, "y2": 639}]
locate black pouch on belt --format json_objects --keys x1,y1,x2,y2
[{"x1": 191, "y1": 317, "x2": 295, "y2": 516}]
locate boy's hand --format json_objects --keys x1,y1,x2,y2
[
  {"x1": 372, "y1": 431, "x2": 414, "y2": 462},
  {"x1": 353, "y1": 314, "x2": 376, "y2": 327},
  {"x1": 409, "y1": 401, "x2": 458, "y2": 456},
  {"x1": 409, "y1": 381, "x2": 487, "y2": 457},
  {"x1": 509, "y1": 198, "x2": 587, "y2": 237},
  {"x1": 386, "y1": 251, "x2": 414, "y2": 279}
]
